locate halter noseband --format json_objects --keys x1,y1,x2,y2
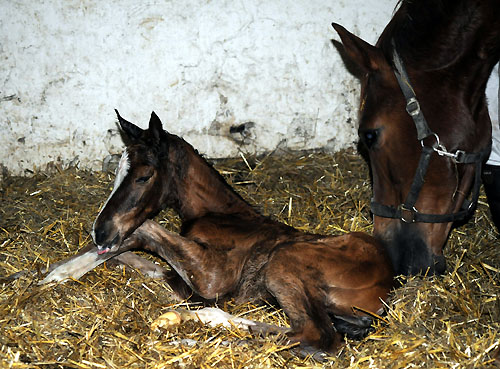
[{"x1": 369, "y1": 41, "x2": 491, "y2": 224}]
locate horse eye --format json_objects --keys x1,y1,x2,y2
[
  {"x1": 360, "y1": 129, "x2": 380, "y2": 149},
  {"x1": 136, "y1": 174, "x2": 152, "y2": 184}
]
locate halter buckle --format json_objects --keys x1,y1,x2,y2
[
  {"x1": 406, "y1": 97, "x2": 421, "y2": 117},
  {"x1": 454, "y1": 150, "x2": 466, "y2": 163},
  {"x1": 399, "y1": 204, "x2": 418, "y2": 223}
]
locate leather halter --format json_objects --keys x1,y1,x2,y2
[{"x1": 370, "y1": 41, "x2": 491, "y2": 224}]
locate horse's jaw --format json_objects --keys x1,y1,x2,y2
[{"x1": 374, "y1": 219, "x2": 447, "y2": 276}]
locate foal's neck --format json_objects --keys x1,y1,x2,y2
[{"x1": 168, "y1": 137, "x2": 258, "y2": 221}]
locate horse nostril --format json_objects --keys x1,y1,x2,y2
[
  {"x1": 93, "y1": 227, "x2": 107, "y2": 246},
  {"x1": 93, "y1": 225, "x2": 121, "y2": 248}
]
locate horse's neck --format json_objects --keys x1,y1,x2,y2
[
  {"x1": 382, "y1": 0, "x2": 500, "y2": 74},
  {"x1": 384, "y1": 0, "x2": 499, "y2": 111},
  {"x1": 170, "y1": 140, "x2": 257, "y2": 221}
]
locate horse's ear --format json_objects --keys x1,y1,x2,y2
[
  {"x1": 148, "y1": 111, "x2": 170, "y2": 157},
  {"x1": 148, "y1": 111, "x2": 165, "y2": 143},
  {"x1": 115, "y1": 109, "x2": 143, "y2": 142},
  {"x1": 332, "y1": 23, "x2": 385, "y2": 72}
]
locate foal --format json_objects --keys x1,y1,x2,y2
[{"x1": 43, "y1": 111, "x2": 393, "y2": 354}]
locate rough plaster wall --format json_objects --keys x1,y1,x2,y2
[{"x1": 2, "y1": 0, "x2": 396, "y2": 175}]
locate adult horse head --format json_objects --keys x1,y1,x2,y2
[{"x1": 333, "y1": 0, "x2": 500, "y2": 275}]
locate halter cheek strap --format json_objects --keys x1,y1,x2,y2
[
  {"x1": 370, "y1": 41, "x2": 491, "y2": 224},
  {"x1": 392, "y1": 44, "x2": 434, "y2": 142}
]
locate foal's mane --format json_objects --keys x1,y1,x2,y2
[
  {"x1": 378, "y1": 0, "x2": 487, "y2": 71},
  {"x1": 167, "y1": 132, "x2": 257, "y2": 216}
]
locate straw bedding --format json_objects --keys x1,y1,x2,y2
[{"x1": 0, "y1": 148, "x2": 499, "y2": 368}]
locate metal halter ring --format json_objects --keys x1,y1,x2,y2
[
  {"x1": 420, "y1": 133, "x2": 440, "y2": 149},
  {"x1": 398, "y1": 204, "x2": 418, "y2": 223}
]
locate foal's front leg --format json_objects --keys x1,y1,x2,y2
[
  {"x1": 39, "y1": 225, "x2": 167, "y2": 284},
  {"x1": 125, "y1": 220, "x2": 238, "y2": 300},
  {"x1": 39, "y1": 243, "x2": 135, "y2": 284},
  {"x1": 42, "y1": 220, "x2": 236, "y2": 300}
]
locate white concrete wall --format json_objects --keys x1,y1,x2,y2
[
  {"x1": 1, "y1": 1, "x2": 498, "y2": 176},
  {"x1": 1, "y1": 0, "x2": 399, "y2": 175}
]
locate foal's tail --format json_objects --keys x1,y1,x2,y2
[{"x1": 332, "y1": 315, "x2": 375, "y2": 340}]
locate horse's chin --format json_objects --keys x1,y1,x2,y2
[
  {"x1": 376, "y1": 223, "x2": 446, "y2": 276},
  {"x1": 432, "y1": 253, "x2": 447, "y2": 275}
]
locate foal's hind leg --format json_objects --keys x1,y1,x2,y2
[
  {"x1": 264, "y1": 260, "x2": 341, "y2": 354},
  {"x1": 152, "y1": 307, "x2": 290, "y2": 335}
]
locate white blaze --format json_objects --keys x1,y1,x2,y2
[
  {"x1": 91, "y1": 150, "x2": 130, "y2": 244},
  {"x1": 112, "y1": 150, "x2": 130, "y2": 192}
]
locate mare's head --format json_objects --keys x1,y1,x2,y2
[
  {"x1": 92, "y1": 110, "x2": 173, "y2": 254},
  {"x1": 333, "y1": 0, "x2": 500, "y2": 275}
]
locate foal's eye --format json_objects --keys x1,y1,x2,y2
[
  {"x1": 136, "y1": 174, "x2": 152, "y2": 183},
  {"x1": 360, "y1": 129, "x2": 380, "y2": 149}
]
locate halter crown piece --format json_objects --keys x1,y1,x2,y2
[{"x1": 369, "y1": 40, "x2": 491, "y2": 224}]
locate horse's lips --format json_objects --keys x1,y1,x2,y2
[
  {"x1": 97, "y1": 248, "x2": 110, "y2": 255},
  {"x1": 96, "y1": 234, "x2": 119, "y2": 255}
]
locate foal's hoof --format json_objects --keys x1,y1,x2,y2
[
  {"x1": 286, "y1": 331, "x2": 343, "y2": 361},
  {"x1": 291, "y1": 346, "x2": 331, "y2": 362},
  {"x1": 151, "y1": 310, "x2": 183, "y2": 331}
]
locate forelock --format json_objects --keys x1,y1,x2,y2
[{"x1": 113, "y1": 149, "x2": 130, "y2": 191}]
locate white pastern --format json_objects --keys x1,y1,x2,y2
[
  {"x1": 39, "y1": 250, "x2": 105, "y2": 284},
  {"x1": 91, "y1": 149, "x2": 130, "y2": 243}
]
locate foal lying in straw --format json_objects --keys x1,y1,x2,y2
[{"x1": 41, "y1": 111, "x2": 394, "y2": 356}]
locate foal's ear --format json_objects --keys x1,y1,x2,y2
[
  {"x1": 332, "y1": 23, "x2": 385, "y2": 72},
  {"x1": 148, "y1": 111, "x2": 165, "y2": 143},
  {"x1": 148, "y1": 111, "x2": 169, "y2": 157},
  {"x1": 115, "y1": 109, "x2": 144, "y2": 142}
]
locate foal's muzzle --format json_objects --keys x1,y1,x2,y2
[{"x1": 93, "y1": 223, "x2": 121, "y2": 253}]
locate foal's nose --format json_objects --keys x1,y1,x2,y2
[
  {"x1": 93, "y1": 221, "x2": 120, "y2": 248},
  {"x1": 93, "y1": 227, "x2": 107, "y2": 246}
]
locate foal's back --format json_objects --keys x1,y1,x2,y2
[{"x1": 182, "y1": 210, "x2": 393, "y2": 316}]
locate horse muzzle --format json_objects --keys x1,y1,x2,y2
[
  {"x1": 376, "y1": 222, "x2": 447, "y2": 276},
  {"x1": 92, "y1": 226, "x2": 122, "y2": 254}
]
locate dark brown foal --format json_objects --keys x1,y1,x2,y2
[{"x1": 42, "y1": 111, "x2": 394, "y2": 355}]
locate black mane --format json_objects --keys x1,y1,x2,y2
[{"x1": 378, "y1": 0, "x2": 496, "y2": 71}]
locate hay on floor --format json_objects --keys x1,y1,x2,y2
[{"x1": 0, "y1": 148, "x2": 499, "y2": 368}]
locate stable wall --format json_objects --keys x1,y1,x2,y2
[
  {"x1": 2, "y1": 1, "x2": 498, "y2": 176},
  {"x1": 0, "y1": 0, "x2": 397, "y2": 175}
]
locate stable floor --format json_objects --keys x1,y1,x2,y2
[{"x1": 0, "y1": 149, "x2": 499, "y2": 368}]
